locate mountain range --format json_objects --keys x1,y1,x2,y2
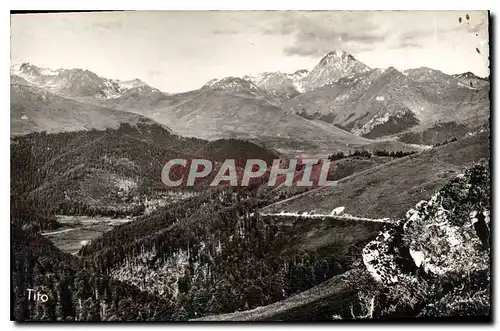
[
  {"x1": 11, "y1": 63, "x2": 161, "y2": 99},
  {"x1": 10, "y1": 50, "x2": 490, "y2": 154}
]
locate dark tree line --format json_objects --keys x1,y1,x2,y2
[
  {"x1": 434, "y1": 136, "x2": 458, "y2": 147},
  {"x1": 328, "y1": 149, "x2": 417, "y2": 161}
]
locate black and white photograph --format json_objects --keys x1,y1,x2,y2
[{"x1": 10, "y1": 10, "x2": 491, "y2": 322}]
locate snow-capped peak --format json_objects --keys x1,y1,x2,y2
[
  {"x1": 321, "y1": 49, "x2": 350, "y2": 60},
  {"x1": 300, "y1": 50, "x2": 371, "y2": 91},
  {"x1": 202, "y1": 77, "x2": 259, "y2": 93},
  {"x1": 10, "y1": 63, "x2": 162, "y2": 99},
  {"x1": 241, "y1": 70, "x2": 309, "y2": 95},
  {"x1": 112, "y1": 78, "x2": 148, "y2": 90},
  {"x1": 292, "y1": 69, "x2": 309, "y2": 79}
]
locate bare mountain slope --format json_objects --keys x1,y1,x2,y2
[
  {"x1": 115, "y1": 87, "x2": 375, "y2": 155},
  {"x1": 10, "y1": 84, "x2": 162, "y2": 135},
  {"x1": 284, "y1": 64, "x2": 489, "y2": 139},
  {"x1": 193, "y1": 269, "x2": 363, "y2": 321}
]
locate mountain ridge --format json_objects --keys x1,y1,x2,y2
[
  {"x1": 10, "y1": 51, "x2": 489, "y2": 151},
  {"x1": 11, "y1": 63, "x2": 165, "y2": 99}
]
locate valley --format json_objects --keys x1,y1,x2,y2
[{"x1": 42, "y1": 215, "x2": 134, "y2": 255}]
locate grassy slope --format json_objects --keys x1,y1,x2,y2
[
  {"x1": 193, "y1": 269, "x2": 365, "y2": 321},
  {"x1": 261, "y1": 131, "x2": 489, "y2": 219},
  {"x1": 268, "y1": 214, "x2": 385, "y2": 253}
]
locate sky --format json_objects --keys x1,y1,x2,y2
[{"x1": 11, "y1": 11, "x2": 489, "y2": 93}]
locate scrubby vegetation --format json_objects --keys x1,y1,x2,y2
[
  {"x1": 398, "y1": 121, "x2": 469, "y2": 146},
  {"x1": 433, "y1": 136, "x2": 458, "y2": 147}
]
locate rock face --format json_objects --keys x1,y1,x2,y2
[
  {"x1": 362, "y1": 161, "x2": 490, "y2": 286},
  {"x1": 284, "y1": 59, "x2": 489, "y2": 140},
  {"x1": 362, "y1": 227, "x2": 405, "y2": 285}
]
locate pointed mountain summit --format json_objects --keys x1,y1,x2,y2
[{"x1": 298, "y1": 50, "x2": 371, "y2": 92}]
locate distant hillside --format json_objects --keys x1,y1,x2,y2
[
  {"x1": 11, "y1": 57, "x2": 484, "y2": 155},
  {"x1": 196, "y1": 138, "x2": 280, "y2": 165},
  {"x1": 126, "y1": 88, "x2": 374, "y2": 155},
  {"x1": 261, "y1": 131, "x2": 489, "y2": 219},
  {"x1": 398, "y1": 122, "x2": 487, "y2": 146},
  {"x1": 11, "y1": 124, "x2": 282, "y2": 222},
  {"x1": 11, "y1": 84, "x2": 164, "y2": 136}
]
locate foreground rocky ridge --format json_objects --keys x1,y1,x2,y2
[
  {"x1": 360, "y1": 160, "x2": 490, "y2": 318},
  {"x1": 363, "y1": 161, "x2": 490, "y2": 285}
]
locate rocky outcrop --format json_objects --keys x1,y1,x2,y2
[{"x1": 362, "y1": 161, "x2": 490, "y2": 286}]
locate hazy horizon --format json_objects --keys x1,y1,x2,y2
[{"x1": 11, "y1": 11, "x2": 490, "y2": 93}]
